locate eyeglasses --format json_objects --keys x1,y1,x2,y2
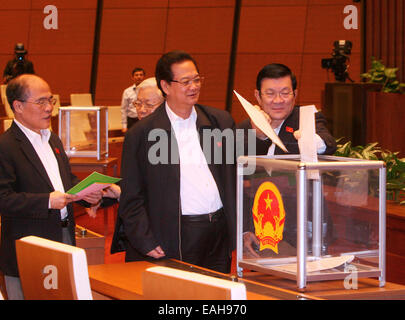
[
  {"x1": 20, "y1": 96, "x2": 57, "y2": 107},
  {"x1": 170, "y1": 76, "x2": 204, "y2": 87},
  {"x1": 261, "y1": 90, "x2": 294, "y2": 101},
  {"x1": 134, "y1": 100, "x2": 162, "y2": 110}
]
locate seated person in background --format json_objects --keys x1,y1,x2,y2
[{"x1": 237, "y1": 63, "x2": 336, "y2": 258}]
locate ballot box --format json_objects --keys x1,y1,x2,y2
[
  {"x1": 58, "y1": 106, "x2": 108, "y2": 160},
  {"x1": 236, "y1": 155, "x2": 386, "y2": 289}
]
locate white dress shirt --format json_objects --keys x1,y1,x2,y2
[
  {"x1": 165, "y1": 103, "x2": 223, "y2": 215},
  {"x1": 266, "y1": 120, "x2": 327, "y2": 156},
  {"x1": 14, "y1": 120, "x2": 67, "y2": 219},
  {"x1": 121, "y1": 84, "x2": 138, "y2": 129}
]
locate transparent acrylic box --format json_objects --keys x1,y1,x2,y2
[
  {"x1": 58, "y1": 106, "x2": 109, "y2": 160},
  {"x1": 237, "y1": 155, "x2": 386, "y2": 289}
]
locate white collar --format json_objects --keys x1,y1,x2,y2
[
  {"x1": 165, "y1": 102, "x2": 197, "y2": 124},
  {"x1": 14, "y1": 119, "x2": 51, "y2": 144}
]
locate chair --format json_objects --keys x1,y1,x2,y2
[
  {"x1": 51, "y1": 93, "x2": 61, "y2": 117},
  {"x1": 15, "y1": 236, "x2": 93, "y2": 300},
  {"x1": 142, "y1": 266, "x2": 247, "y2": 300},
  {"x1": 107, "y1": 106, "x2": 122, "y2": 131},
  {"x1": 70, "y1": 93, "x2": 93, "y2": 106},
  {"x1": 1, "y1": 84, "x2": 14, "y2": 118},
  {"x1": 3, "y1": 118, "x2": 12, "y2": 132}
]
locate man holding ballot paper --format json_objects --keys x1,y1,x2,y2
[
  {"x1": 0, "y1": 74, "x2": 107, "y2": 299},
  {"x1": 237, "y1": 63, "x2": 336, "y2": 156}
]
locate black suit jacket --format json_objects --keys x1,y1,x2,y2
[
  {"x1": 0, "y1": 122, "x2": 80, "y2": 276},
  {"x1": 112, "y1": 103, "x2": 236, "y2": 261},
  {"x1": 236, "y1": 106, "x2": 336, "y2": 156}
]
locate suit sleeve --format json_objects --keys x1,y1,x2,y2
[
  {"x1": 0, "y1": 144, "x2": 50, "y2": 219},
  {"x1": 315, "y1": 111, "x2": 337, "y2": 155},
  {"x1": 117, "y1": 128, "x2": 159, "y2": 255}
]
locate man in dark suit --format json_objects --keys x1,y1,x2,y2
[
  {"x1": 0, "y1": 74, "x2": 102, "y2": 299},
  {"x1": 115, "y1": 51, "x2": 236, "y2": 273},
  {"x1": 236, "y1": 63, "x2": 336, "y2": 257}
]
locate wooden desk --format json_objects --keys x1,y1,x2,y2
[
  {"x1": 69, "y1": 157, "x2": 118, "y2": 179},
  {"x1": 242, "y1": 273, "x2": 405, "y2": 300},
  {"x1": 75, "y1": 225, "x2": 105, "y2": 265},
  {"x1": 88, "y1": 259, "x2": 318, "y2": 300},
  {"x1": 69, "y1": 157, "x2": 119, "y2": 234},
  {"x1": 88, "y1": 259, "x2": 405, "y2": 300}
]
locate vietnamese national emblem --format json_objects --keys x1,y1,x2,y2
[{"x1": 252, "y1": 181, "x2": 286, "y2": 254}]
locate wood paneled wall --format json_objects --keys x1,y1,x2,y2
[
  {"x1": 231, "y1": 0, "x2": 361, "y2": 123},
  {"x1": 0, "y1": 1, "x2": 97, "y2": 105},
  {"x1": 0, "y1": 0, "x2": 361, "y2": 123},
  {"x1": 364, "y1": 0, "x2": 405, "y2": 83}
]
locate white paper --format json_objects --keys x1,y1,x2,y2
[
  {"x1": 270, "y1": 255, "x2": 355, "y2": 274},
  {"x1": 298, "y1": 105, "x2": 319, "y2": 179},
  {"x1": 234, "y1": 90, "x2": 288, "y2": 153}
]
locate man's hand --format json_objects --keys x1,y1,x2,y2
[
  {"x1": 293, "y1": 130, "x2": 301, "y2": 140},
  {"x1": 103, "y1": 184, "x2": 121, "y2": 199},
  {"x1": 146, "y1": 246, "x2": 166, "y2": 259},
  {"x1": 251, "y1": 105, "x2": 271, "y2": 140},
  {"x1": 122, "y1": 128, "x2": 127, "y2": 133},
  {"x1": 82, "y1": 190, "x2": 103, "y2": 205},
  {"x1": 243, "y1": 231, "x2": 261, "y2": 258},
  {"x1": 49, "y1": 191, "x2": 77, "y2": 210}
]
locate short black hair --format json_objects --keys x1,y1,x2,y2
[
  {"x1": 256, "y1": 63, "x2": 297, "y2": 91},
  {"x1": 6, "y1": 75, "x2": 30, "y2": 111},
  {"x1": 132, "y1": 67, "x2": 145, "y2": 76},
  {"x1": 155, "y1": 50, "x2": 199, "y2": 97}
]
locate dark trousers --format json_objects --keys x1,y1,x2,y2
[
  {"x1": 180, "y1": 210, "x2": 231, "y2": 274},
  {"x1": 127, "y1": 116, "x2": 139, "y2": 130}
]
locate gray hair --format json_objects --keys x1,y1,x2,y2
[{"x1": 135, "y1": 77, "x2": 163, "y2": 98}]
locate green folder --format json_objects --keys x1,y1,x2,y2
[{"x1": 67, "y1": 171, "x2": 121, "y2": 195}]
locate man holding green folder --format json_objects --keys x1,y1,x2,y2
[{"x1": 0, "y1": 74, "x2": 104, "y2": 299}]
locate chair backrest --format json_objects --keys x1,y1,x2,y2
[
  {"x1": 16, "y1": 236, "x2": 93, "y2": 300},
  {"x1": 1, "y1": 84, "x2": 14, "y2": 118},
  {"x1": 142, "y1": 266, "x2": 247, "y2": 300},
  {"x1": 70, "y1": 93, "x2": 93, "y2": 106},
  {"x1": 107, "y1": 106, "x2": 122, "y2": 130},
  {"x1": 3, "y1": 118, "x2": 12, "y2": 132},
  {"x1": 51, "y1": 93, "x2": 61, "y2": 117}
]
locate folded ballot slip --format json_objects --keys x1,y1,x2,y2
[
  {"x1": 67, "y1": 171, "x2": 121, "y2": 200},
  {"x1": 233, "y1": 90, "x2": 288, "y2": 153}
]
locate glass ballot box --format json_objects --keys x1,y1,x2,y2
[
  {"x1": 236, "y1": 155, "x2": 386, "y2": 289},
  {"x1": 58, "y1": 106, "x2": 108, "y2": 160}
]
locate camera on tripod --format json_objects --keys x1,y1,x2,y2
[
  {"x1": 15, "y1": 43, "x2": 27, "y2": 62},
  {"x1": 321, "y1": 40, "x2": 353, "y2": 82}
]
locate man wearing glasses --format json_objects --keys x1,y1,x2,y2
[
  {"x1": 237, "y1": 63, "x2": 336, "y2": 257},
  {"x1": 237, "y1": 63, "x2": 336, "y2": 156},
  {"x1": 116, "y1": 51, "x2": 236, "y2": 273},
  {"x1": 0, "y1": 74, "x2": 103, "y2": 299},
  {"x1": 133, "y1": 77, "x2": 164, "y2": 121}
]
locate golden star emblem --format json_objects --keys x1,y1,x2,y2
[{"x1": 264, "y1": 193, "x2": 273, "y2": 210}]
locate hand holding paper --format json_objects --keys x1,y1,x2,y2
[
  {"x1": 298, "y1": 105, "x2": 319, "y2": 179},
  {"x1": 233, "y1": 90, "x2": 288, "y2": 153},
  {"x1": 67, "y1": 171, "x2": 122, "y2": 201}
]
